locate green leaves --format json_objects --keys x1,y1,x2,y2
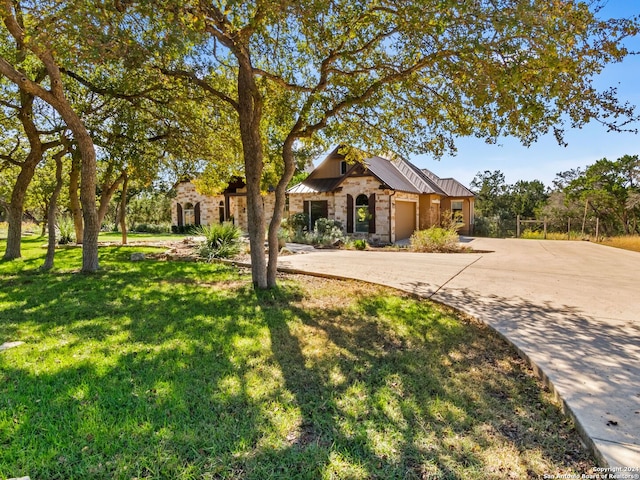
[{"x1": 563, "y1": 155, "x2": 640, "y2": 234}]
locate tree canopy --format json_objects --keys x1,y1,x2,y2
[{"x1": 1, "y1": 0, "x2": 638, "y2": 286}]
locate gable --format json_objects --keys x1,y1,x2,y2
[
  {"x1": 307, "y1": 146, "x2": 347, "y2": 180},
  {"x1": 287, "y1": 145, "x2": 473, "y2": 198}
]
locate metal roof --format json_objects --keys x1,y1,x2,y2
[
  {"x1": 362, "y1": 156, "x2": 421, "y2": 193},
  {"x1": 391, "y1": 158, "x2": 446, "y2": 195},
  {"x1": 286, "y1": 148, "x2": 474, "y2": 198},
  {"x1": 287, "y1": 177, "x2": 343, "y2": 194},
  {"x1": 432, "y1": 177, "x2": 475, "y2": 197}
]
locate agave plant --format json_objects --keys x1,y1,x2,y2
[{"x1": 196, "y1": 222, "x2": 242, "y2": 260}]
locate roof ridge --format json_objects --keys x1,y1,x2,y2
[{"x1": 393, "y1": 158, "x2": 446, "y2": 195}]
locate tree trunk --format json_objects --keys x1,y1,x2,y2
[
  {"x1": 237, "y1": 52, "x2": 267, "y2": 288},
  {"x1": 3, "y1": 87, "x2": 45, "y2": 260},
  {"x1": 119, "y1": 173, "x2": 128, "y2": 245},
  {"x1": 69, "y1": 153, "x2": 83, "y2": 243},
  {"x1": 267, "y1": 136, "x2": 297, "y2": 287},
  {"x1": 3, "y1": 201, "x2": 24, "y2": 260},
  {"x1": 0, "y1": 5, "x2": 99, "y2": 271},
  {"x1": 97, "y1": 170, "x2": 126, "y2": 226},
  {"x1": 61, "y1": 117, "x2": 100, "y2": 272},
  {"x1": 40, "y1": 204, "x2": 48, "y2": 237},
  {"x1": 41, "y1": 151, "x2": 65, "y2": 270},
  {"x1": 2, "y1": 157, "x2": 39, "y2": 260},
  {"x1": 76, "y1": 130, "x2": 100, "y2": 273}
]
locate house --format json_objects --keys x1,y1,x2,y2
[
  {"x1": 172, "y1": 148, "x2": 474, "y2": 243},
  {"x1": 286, "y1": 147, "x2": 475, "y2": 243},
  {"x1": 171, "y1": 177, "x2": 277, "y2": 232}
]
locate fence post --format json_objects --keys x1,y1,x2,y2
[
  {"x1": 595, "y1": 217, "x2": 599, "y2": 241},
  {"x1": 516, "y1": 215, "x2": 520, "y2": 238},
  {"x1": 543, "y1": 217, "x2": 547, "y2": 239},
  {"x1": 568, "y1": 218, "x2": 571, "y2": 240}
]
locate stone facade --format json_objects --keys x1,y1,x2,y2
[
  {"x1": 172, "y1": 150, "x2": 474, "y2": 242},
  {"x1": 287, "y1": 176, "x2": 425, "y2": 243},
  {"x1": 172, "y1": 181, "x2": 275, "y2": 232}
]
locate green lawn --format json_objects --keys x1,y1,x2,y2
[
  {"x1": 98, "y1": 231, "x2": 191, "y2": 243},
  {"x1": 1, "y1": 237, "x2": 594, "y2": 479}
]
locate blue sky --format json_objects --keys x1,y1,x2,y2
[{"x1": 413, "y1": 1, "x2": 640, "y2": 188}]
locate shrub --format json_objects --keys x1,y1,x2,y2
[
  {"x1": 56, "y1": 215, "x2": 75, "y2": 245},
  {"x1": 314, "y1": 218, "x2": 342, "y2": 235},
  {"x1": 353, "y1": 239, "x2": 367, "y2": 250},
  {"x1": 311, "y1": 218, "x2": 344, "y2": 246},
  {"x1": 441, "y1": 209, "x2": 465, "y2": 232},
  {"x1": 171, "y1": 225, "x2": 200, "y2": 234},
  {"x1": 410, "y1": 226, "x2": 461, "y2": 253},
  {"x1": 131, "y1": 223, "x2": 171, "y2": 234},
  {"x1": 520, "y1": 229, "x2": 583, "y2": 241},
  {"x1": 286, "y1": 213, "x2": 309, "y2": 232},
  {"x1": 472, "y1": 213, "x2": 516, "y2": 238},
  {"x1": 196, "y1": 222, "x2": 242, "y2": 260},
  {"x1": 281, "y1": 216, "x2": 345, "y2": 247}
]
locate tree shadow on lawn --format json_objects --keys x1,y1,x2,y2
[
  {"x1": 252, "y1": 282, "x2": 594, "y2": 479},
  {"x1": 0, "y1": 256, "x2": 595, "y2": 479}
]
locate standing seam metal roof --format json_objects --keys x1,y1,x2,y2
[
  {"x1": 286, "y1": 150, "x2": 474, "y2": 198},
  {"x1": 362, "y1": 156, "x2": 421, "y2": 193}
]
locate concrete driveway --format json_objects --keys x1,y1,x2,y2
[{"x1": 277, "y1": 238, "x2": 640, "y2": 468}]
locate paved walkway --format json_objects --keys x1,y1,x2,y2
[{"x1": 277, "y1": 238, "x2": 640, "y2": 468}]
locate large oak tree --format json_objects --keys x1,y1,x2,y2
[{"x1": 0, "y1": 0, "x2": 102, "y2": 271}]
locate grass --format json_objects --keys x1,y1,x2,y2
[
  {"x1": 99, "y1": 231, "x2": 192, "y2": 243},
  {"x1": 0, "y1": 237, "x2": 596, "y2": 479},
  {"x1": 520, "y1": 229, "x2": 640, "y2": 253},
  {"x1": 597, "y1": 235, "x2": 640, "y2": 253},
  {"x1": 520, "y1": 230, "x2": 584, "y2": 241}
]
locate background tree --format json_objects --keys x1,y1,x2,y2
[
  {"x1": 40, "y1": 145, "x2": 69, "y2": 270},
  {"x1": 509, "y1": 180, "x2": 549, "y2": 218},
  {"x1": 471, "y1": 170, "x2": 511, "y2": 218},
  {"x1": 564, "y1": 155, "x2": 640, "y2": 235},
  {"x1": 471, "y1": 172, "x2": 549, "y2": 236},
  {"x1": 28, "y1": 143, "x2": 71, "y2": 235},
  {"x1": 470, "y1": 170, "x2": 515, "y2": 236},
  {"x1": 0, "y1": 38, "x2": 64, "y2": 259}
]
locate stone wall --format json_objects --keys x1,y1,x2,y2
[
  {"x1": 287, "y1": 175, "x2": 401, "y2": 244},
  {"x1": 339, "y1": 176, "x2": 391, "y2": 243},
  {"x1": 288, "y1": 192, "x2": 336, "y2": 221},
  {"x1": 172, "y1": 181, "x2": 276, "y2": 233},
  {"x1": 171, "y1": 182, "x2": 220, "y2": 226}
]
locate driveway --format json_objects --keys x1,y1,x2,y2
[{"x1": 277, "y1": 238, "x2": 640, "y2": 468}]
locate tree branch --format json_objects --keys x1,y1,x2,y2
[
  {"x1": 60, "y1": 68, "x2": 164, "y2": 102},
  {"x1": 252, "y1": 67, "x2": 313, "y2": 92},
  {"x1": 158, "y1": 67, "x2": 239, "y2": 111},
  {"x1": 297, "y1": 55, "x2": 441, "y2": 139}
]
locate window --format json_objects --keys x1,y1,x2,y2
[
  {"x1": 184, "y1": 202, "x2": 195, "y2": 225},
  {"x1": 219, "y1": 201, "x2": 225, "y2": 223},
  {"x1": 451, "y1": 200, "x2": 463, "y2": 224},
  {"x1": 304, "y1": 200, "x2": 328, "y2": 230},
  {"x1": 340, "y1": 160, "x2": 348, "y2": 175},
  {"x1": 355, "y1": 194, "x2": 369, "y2": 233}
]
